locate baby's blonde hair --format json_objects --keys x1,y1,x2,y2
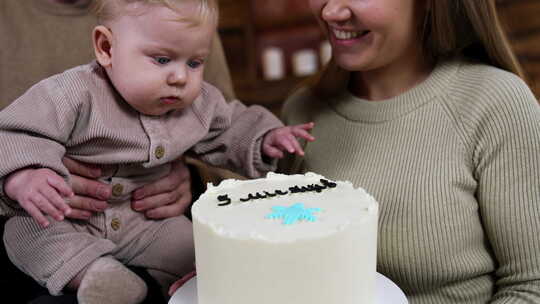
[{"x1": 92, "y1": 0, "x2": 218, "y2": 25}]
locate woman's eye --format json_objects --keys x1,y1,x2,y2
[
  {"x1": 155, "y1": 57, "x2": 170, "y2": 65},
  {"x1": 187, "y1": 60, "x2": 203, "y2": 69}
]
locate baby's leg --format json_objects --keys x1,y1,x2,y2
[
  {"x1": 127, "y1": 215, "x2": 195, "y2": 298},
  {"x1": 3, "y1": 215, "x2": 115, "y2": 295},
  {"x1": 4, "y1": 215, "x2": 149, "y2": 303}
]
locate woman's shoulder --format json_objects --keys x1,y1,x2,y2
[
  {"x1": 441, "y1": 59, "x2": 539, "y2": 142},
  {"x1": 439, "y1": 59, "x2": 537, "y2": 120},
  {"x1": 283, "y1": 86, "x2": 317, "y2": 111},
  {"x1": 281, "y1": 86, "x2": 319, "y2": 123},
  {"x1": 282, "y1": 83, "x2": 343, "y2": 114},
  {"x1": 450, "y1": 59, "x2": 535, "y2": 105}
]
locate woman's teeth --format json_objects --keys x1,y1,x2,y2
[{"x1": 333, "y1": 29, "x2": 369, "y2": 40}]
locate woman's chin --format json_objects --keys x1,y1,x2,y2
[{"x1": 335, "y1": 57, "x2": 373, "y2": 72}]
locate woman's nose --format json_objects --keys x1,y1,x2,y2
[{"x1": 322, "y1": 0, "x2": 351, "y2": 23}]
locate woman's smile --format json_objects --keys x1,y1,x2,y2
[{"x1": 330, "y1": 27, "x2": 373, "y2": 47}]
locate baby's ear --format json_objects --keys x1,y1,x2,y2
[{"x1": 93, "y1": 25, "x2": 113, "y2": 67}]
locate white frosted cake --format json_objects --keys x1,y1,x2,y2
[{"x1": 191, "y1": 172, "x2": 379, "y2": 304}]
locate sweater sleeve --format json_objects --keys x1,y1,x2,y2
[
  {"x1": 191, "y1": 83, "x2": 284, "y2": 178},
  {"x1": 0, "y1": 78, "x2": 76, "y2": 216},
  {"x1": 465, "y1": 73, "x2": 540, "y2": 303}
]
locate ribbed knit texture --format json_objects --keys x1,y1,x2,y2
[
  {"x1": 0, "y1": 62, "x2": 282, "y2": 216},
  {"x1": 280, "y1": 58, "x2": 540, "y2": 303}
]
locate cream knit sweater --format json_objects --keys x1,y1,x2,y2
[{"x1": 280, "y1": 58, "x2": 540, "y2": 303}]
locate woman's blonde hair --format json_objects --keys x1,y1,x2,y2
[
  {"x1": 92, "y1": 0, "x2": 218, "y2": 25},
  {"x1": 311, "y1": 0, "x2": 525, "y2": 96}
]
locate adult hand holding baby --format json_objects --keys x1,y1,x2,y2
[{"x1": 63, "y1": 157, "x2": 193, "y2": 220}]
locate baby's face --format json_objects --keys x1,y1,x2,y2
[{"x1": 106, "y1": 2, "x2": 215, "y2": 116}]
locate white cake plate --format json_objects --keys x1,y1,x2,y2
[{"x1": 169, "y1": 272, "x2": 408, "y2": 304}]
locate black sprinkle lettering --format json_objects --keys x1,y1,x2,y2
[
  {"x1": 320, "y1": 179, "x2": 337, "y2": 188},
  {"x1": 217, "y1": 195, "x2": 231, "y2": 206},
  {"x1": 289, "y1": 185, "x2": 301, "y2": 193},
  {"x1": 217, "y1": 179, "x2": 337, "y2": 206},
  {"x1": 264, "y1": 191, "x2": 277, "y2": 197},
  {"x1": 300, "y1": 186, "x2": 311, "y2": 192},
  {"x1": 312, "y1": 184, "x2": 324, "y2": 192}
]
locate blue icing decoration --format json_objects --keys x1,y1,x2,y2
[{"x1": 265, "y1": 203, "x2": 322, "y2": 225}]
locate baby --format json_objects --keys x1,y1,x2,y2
[{"x1": 0, "y1": 0, "x2": 313, "y2": 303}]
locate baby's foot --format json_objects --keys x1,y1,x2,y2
[{"x1": 77, "y1": 256, "x2": 147, "y2": 304}]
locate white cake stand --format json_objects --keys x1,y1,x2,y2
[{"x1": 169, "y1": 272, "x2": 408, "y2": 304}]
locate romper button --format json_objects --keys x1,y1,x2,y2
[
  {"x1": 111, "y1": 218, "x2": 121, "y2": 231},
  {"x1": 112, "y1": 184, "x2": 124, "y2": 196},
  {"x1": 155, "y1": 145, "x2": 165, "y2": 159}
]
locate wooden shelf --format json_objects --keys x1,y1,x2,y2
[{"x1": 217, "y1": 0, "x2": 326, "y2": 110}]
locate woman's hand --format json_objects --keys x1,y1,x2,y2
[
  {"x1": 131, "y1": 158, "x2": 193, "y2": 219},
  {"x1": 62, "y1": 157, "x2": 111, "y2": 220},
  {"x1": 63, "y1": 157, "x2": 193, "y2": 220}
]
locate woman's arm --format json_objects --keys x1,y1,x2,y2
[{"x1": 472, "y1": 78, "x2": 540, "y2": 303}]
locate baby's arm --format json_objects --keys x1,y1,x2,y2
[
  {"x1": 4, "y1": 168, "x2": 73, "y2": 228},
  {"x1": 262, "y1": 122, "x2": 315, "y2": 159}
]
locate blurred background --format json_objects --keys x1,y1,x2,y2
[{"x1": 217, "y1": 0, "x2": 540, "y2": 116}]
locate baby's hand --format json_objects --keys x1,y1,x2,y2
[
  {"x1": 5, "y1": 168, "x2": 73, "y2": 228},
  {"x1": 262, "y1": 122, "x2": 315, "y2": 159}
]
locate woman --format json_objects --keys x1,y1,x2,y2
[{"x1": 280, "y1": 0, "x2": 540, "y2": 303}]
